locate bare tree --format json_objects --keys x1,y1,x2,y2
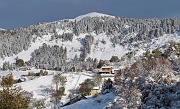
[
  {"x1": 52, "y1": 73, "x2": 67, "y2": 108},
  {"x1": 93, "y1": 74, "x2": 102, "y2": 88}
]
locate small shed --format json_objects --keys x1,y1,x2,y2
[{"x1": 112, "y1": 69, "x2": 120, "y2": 74}]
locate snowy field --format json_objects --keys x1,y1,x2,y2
[
  {"x1": 0, "y1": 69, "x2": 115, "y2": 109},
  {"x1": 63, "y1": 92, "x2": 115, "y2": 109}
]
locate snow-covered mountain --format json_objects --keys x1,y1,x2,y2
[
  {"x1": 0, "y1": 12, "x2": 180, "y2": 69},
  {"x1": 0, "y1": 12, "x2": 180, "y2": 109}
]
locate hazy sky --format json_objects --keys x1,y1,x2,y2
[{"x1": 0, "y1": 0, "x2": 180, "y2": 29}]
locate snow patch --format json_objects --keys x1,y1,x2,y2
[{"x1": 0, "y1": 28, "x2": 5, "y2": 30}]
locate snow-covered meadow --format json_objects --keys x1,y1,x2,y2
[{"x1": 0, "y1": 69, "x2": 115, "y2": 109}]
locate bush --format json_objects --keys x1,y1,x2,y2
[
  {"x1": 16, "y1": 59, "x2": 24, "y2": 67},
  {"x1": 31, "y1": 99, "x2": 45, "y2": 109},
  {"x1": 39, "y1": 70, "x2": 43, "y2": 76},
  {"x1": 28, "y1": 72, "x2": 36, "y2": 76},
  {"x1": 71, "y1": 67, "x2": 76, "y2": 72},
  {"x1": 109, "y1": 56, "x2": 119, "y2": 62},
  {"x1": 58, "y1": 87, "x2": 65, "y2": 96},
  {"x1": 97, "y1": 60, "x2": 105, "y2": 68},
  {"x1": 79, "y1": 79, "x2": 94, "y2": 96},
  {"x1": 101, "y1": 39, "x2": 106, "y2": 44},
  {"x1": 43, "y1": 71, "x2": 48, "y2": 75},
  {"x1": 1, "y1": 73, "x2": 14, "y2": 87},
  {"x1": 2, "y1": 62, "x2": 9, "y2": 71}
]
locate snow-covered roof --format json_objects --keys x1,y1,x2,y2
[
  {"x1": 101, "y1": 66, "x2": 113, "y2": 69},
  {"x1": 118, "y1": 66, "x2": 126, "y2": 69},
  {"x1": 112, "y1": 69, "x2": 120, "y2": 71}
]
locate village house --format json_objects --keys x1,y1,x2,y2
[
  {"x1": 98, "y1": 66, "x2": 113, "y2": 74},
  {"x1": 98, "y1": 66, "x2": 121, "y2": 74}
]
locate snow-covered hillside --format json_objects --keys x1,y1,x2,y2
[
  {"x1": 64, "y1": 92, "x2": 115, "y2": 109},
  {"x1": 1, "y1": 31, "x2": 180, "y2": 68},
  {"x1": 0, "y1": 69, "x2": 115, "y2": 109},
  {"x1": 0, "y1": 12, "x2": 180, "y2": 68}
]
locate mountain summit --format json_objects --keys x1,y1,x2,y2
[{"x1": 75, "y1": 12, "x2": 114, "y2": 21}]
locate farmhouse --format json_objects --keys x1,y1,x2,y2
[
  {"x1": 98, "y1": 66, "x2": 113, "y2": 74},
  {"x1": 98, "y1": 66, "x2": 121, "y2": 74}
]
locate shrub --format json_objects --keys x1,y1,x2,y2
[
  {"x1": 44, "y1": 71, "x2": 48, "y2": 75},
  {"x1": 1, "y1": 73, "x2": 14, "y2": 87},
  {"x1": 58, "y1": 87, "x2": 65, "y2": 96},
  {"x1": 97, "y1": 60, "x2": 105, "y2": 68},
  {"x1": 16, "y1": 59, "x2": 24, "y2": 67},
  {"x1": 31, "y1": 99, "x2": 45, "y2": 109},
  {"x1": 109, "y1": 56, "x2": 120, "y2": 62},
  {"x1": 79, "y1": 79, "x2": 94, "y2": 96},
  {"x1": 101, "y1": 39, "x2": 106, "y2": 44}
]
